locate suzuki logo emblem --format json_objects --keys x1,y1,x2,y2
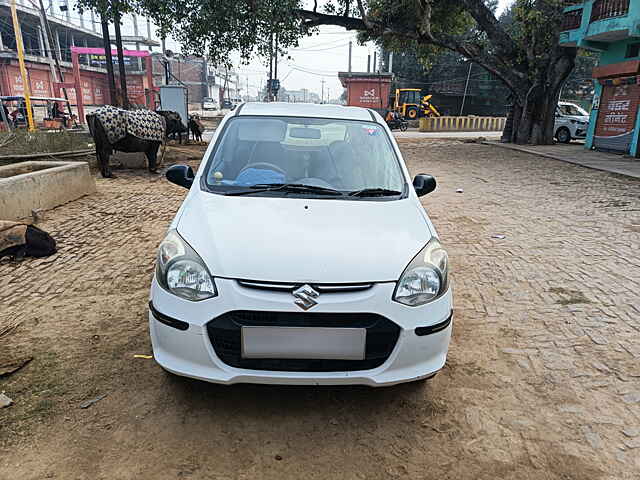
[{"x1": 293, "y1": 284, "x2": 319, "y2": 310}]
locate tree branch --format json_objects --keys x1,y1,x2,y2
[
  {"x1": 416, "y1": 0, "x2": 433, "y2": 38},
  {"x1": 459, "y1": 0, "x2": 517, "y2": 58},
  {"x1": 356, "y1": 0, "x2": 374, "y2": 29},
  {"x1": 344, "y1": 0, "x2": 351, "y2": 17},
  {"x1": 297, "y1": 9, "x2": 367, "y2": 30}
]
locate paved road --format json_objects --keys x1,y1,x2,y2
[
  {"x1": 489, "y1": 141, "x2": 639, "y2": 179},
  {"x1": 1, "y1": 139, "x2": 638, "y2": 479}
]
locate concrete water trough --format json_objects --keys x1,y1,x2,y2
[{"x1": 0, "y1": 161, "x2": 96, "y2": 220}]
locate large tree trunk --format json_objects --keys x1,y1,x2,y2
[
  {"x1": 504, "y1": 50, "x2": 577, "y2": 145},
  {"x1": 513, "y1": 90, "x2": 557, "y2": 145}
]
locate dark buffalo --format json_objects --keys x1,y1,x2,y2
[
  {"x1": 188, "y1": 115, "x2": 205, "y2": 142},
  {"x1": 158, "y1": 110, "x2": 188, "y2": 144},
  {"x1": 86, "y1": 110, "x2": 182, "y2": 178}
]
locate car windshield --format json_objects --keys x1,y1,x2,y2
[
  {"x1": 559, "y1": 104, "x2": 588, "y2": 116},
  {"x1": 203, "y1": 116, "x2": 405, "y2": 198}
]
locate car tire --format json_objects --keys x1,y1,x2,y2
[
  {"x1": 406, "y1": 107, "x2": 418, "y2": 120},
  {"x1": 556, "y1": 127, "x2": 571, "y2": 144}
]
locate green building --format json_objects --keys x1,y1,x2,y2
[{"x1": 560, "y1": 0, "x2": 640, "y2": 155}]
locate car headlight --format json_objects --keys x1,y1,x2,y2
[
  {"x1": 156, "y1": 229, "x2": 217, "y2": 301},
  {"x1": 393, "y1": 238, "x2": 449, "y2": 306}
]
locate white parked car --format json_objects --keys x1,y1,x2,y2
[
  {"x1": 202, "y1": 97, "x2": 219, "y2": 111},
  {"x1": 149, "y1": 102, "x2": 453, "y2": 387},
  {"x1": 555, "y1": 101, "x2": 589, "y2": 143}
]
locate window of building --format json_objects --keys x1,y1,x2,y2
[{"x1": 625, "y1": 43, "x2": 640, "y2": 59}]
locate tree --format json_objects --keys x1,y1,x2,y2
[
  {"x1": 113, "y1": 0, "x2": 575, "y2": 144},
  {"x1": 77, "y1": 0, "x2": 132, "y2": 107}
]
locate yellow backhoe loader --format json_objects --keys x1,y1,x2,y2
[{"x1": 392, "y1": 88, "x2": 440, "y2": 120}]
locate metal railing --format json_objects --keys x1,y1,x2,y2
[
  {"x1": 562, "y1": 9, "x2": 583, "y2": 30},
  {"x1": 590, "y1": 0, "x2": 629, "y2": 23}
]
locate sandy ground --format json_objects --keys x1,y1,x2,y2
[{"x1": 1, "y1": 139, "x2": 639, "y2": 479}]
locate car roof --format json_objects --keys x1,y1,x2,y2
[{"x1": 238, "y1": 102, "x2": 376, "y2": 122}]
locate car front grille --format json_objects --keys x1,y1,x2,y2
[
  {"x1": 206, "y1": 311, "x2": 401, "y2": 372},
  {"x1": 237, "y1": 280, "x2": 373, "y2": 293}
]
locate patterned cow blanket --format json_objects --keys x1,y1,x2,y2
[
  {"x1": 93, "y1": 106, "x2": 165, "y2": 145},
  {"x1": 0, "y1": 221, "x2": 27, "y2": 253}
]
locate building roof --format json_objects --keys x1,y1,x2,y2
[
  {"x1": 239, "y1": 102, "x2": 376, "y2": 121},
  {"x1": 337, "y1": 72, "x2": 394, "y2": 87}
]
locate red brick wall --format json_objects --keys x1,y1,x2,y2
[
  {"x1": 0, "y1": 60, "x2": 147, "y2": 106},
  {"x1": 2, "y1": 64, "x2": 53, "y2": 97}
]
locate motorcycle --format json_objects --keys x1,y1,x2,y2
[{"x1": 386, "y1": 116, "x2": 408, "y2": 132}]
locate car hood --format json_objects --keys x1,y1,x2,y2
[{"x1": 176, "y1": 192, "x2": 432, "y2": 283}]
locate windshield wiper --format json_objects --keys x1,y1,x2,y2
[
  {"x1": 226, "y1": 183, "x2": 344, "y2": 196},
  {"x1": 348, "y1": 188, "x2": 402, "y2": 197}
]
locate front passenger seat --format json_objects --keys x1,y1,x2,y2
[{"x1": 329, "y1": 141, "x2": 365, "y2": 190}]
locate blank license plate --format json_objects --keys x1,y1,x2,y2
[{"x1": 241, "y1": 327, "x2": 366, "y2": 360}]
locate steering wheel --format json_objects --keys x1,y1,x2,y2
[{"x1": 238, "y1": 162, "x2": 286, "y2": 176}]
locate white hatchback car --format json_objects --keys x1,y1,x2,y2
[
  {"x1": 149, "y1": 102, "x2": 453, "y2": 387},
  {"x1": 202, "y1": 97, "x2": 219, "y2": 111},
  {"x1": 555, "y1": 101, "x2": 590, "y2": 143}
]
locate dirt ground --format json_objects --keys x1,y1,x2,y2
[{"x1": 1, "y1": 139, "x2": 639, "y2": 480}]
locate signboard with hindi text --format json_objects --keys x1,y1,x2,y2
[{"x1": 593, "y1": 81, "x2": 640, "y2": 153}]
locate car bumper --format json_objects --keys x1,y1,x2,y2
[{"x1": 149, "y1": 277, "x2": 453, "y2": 387}]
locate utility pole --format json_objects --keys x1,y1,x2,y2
[
  {"x1": 113, "y1": 9, "x2": 128, "y2": 108},
  {"x1": 274, "y1": 32, "x2": 278, "y2": 101},
  {"x1": 373, "y1": 51, "x2": 377, "y2": 72},
  {"x1": 460, "y1": 61, "x2": 473, "y2": 116},
  {"x1": 146, "y1": 18, "x2": 152, "y2": 51},
  {"x1": 367, "y1": 54, "x2": 370, "y2": 73},
  {"x1": 100, "y1": 14, "x2": 117, "y2": 106},
  {"x1": 37, "y1": 0, "x2": 71, "y2": 115},
  {"x1": 388, "y1": 51, "x2": 393, "y2": 73},
  {"x1": 321, "y1": 78, "x2": 325, "y2": 104},
  {"x1": 268, "y1": 31, "x2": 273, "y2": 101},
  {"x1": 10, "y1": 0, "x2": 35, "y2": 131},
  {"x1": 348, "y1": 41, "x2": 352, "y2": 72}
]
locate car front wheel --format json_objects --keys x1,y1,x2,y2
[{"x1": 556, "y1": 127, "x2": 571, "y2": 144}]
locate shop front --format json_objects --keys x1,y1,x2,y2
[{"x1": 588, "y1": 60, "x2": 640, "y2": 156}]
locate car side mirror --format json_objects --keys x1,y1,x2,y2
[
  {"x1": 166, "y1": 164, "x2": 194, "y2": 189},
  {"x1": 413, "y1": 174, "x2": 436, "y2": 197}
]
